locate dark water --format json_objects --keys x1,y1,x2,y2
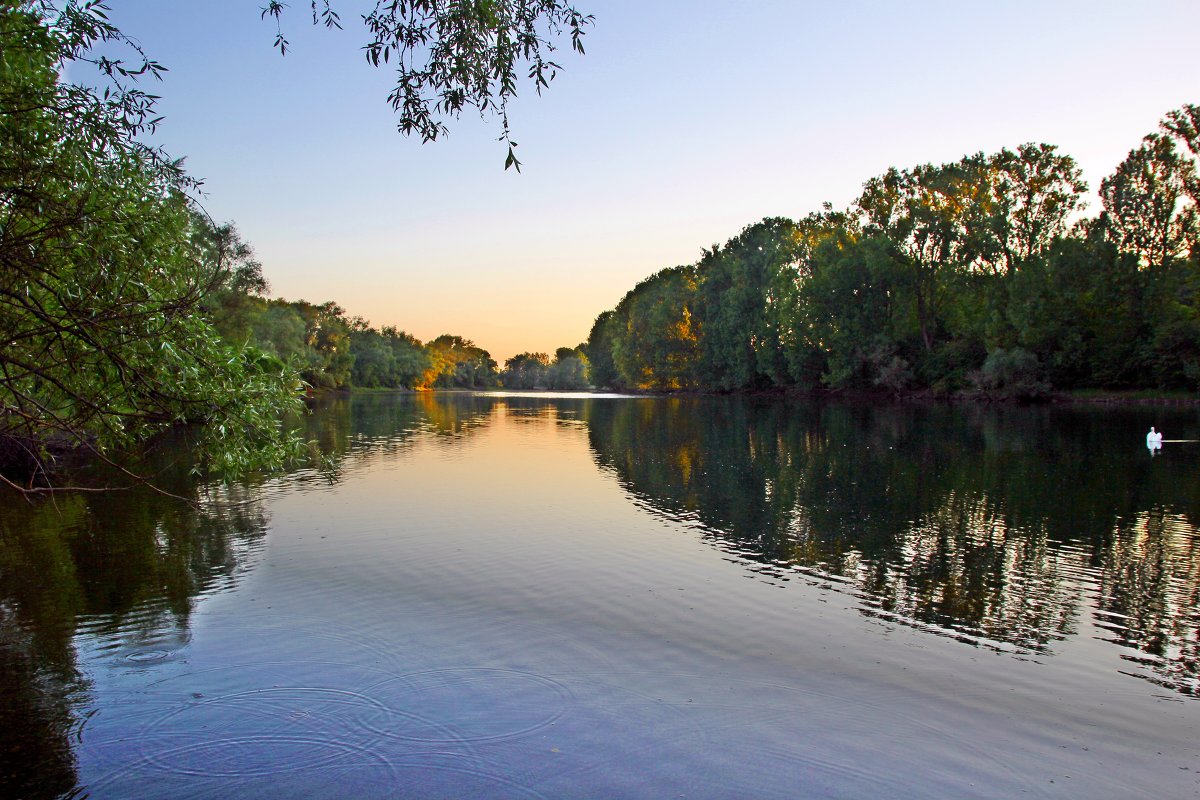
[{"x1": 3, "y1": 392, "x2": 1200, "y2": 799}]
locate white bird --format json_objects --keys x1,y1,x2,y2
[{"x1": 1147, "y1": 427, "x2": 1163, "y2": 449}]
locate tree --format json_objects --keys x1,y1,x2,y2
[
  {"x1": 378, "y1": 325, "x2": 432, "y2": 388},
  {"x1": 696, "y1": 218, "x2": 801, "y2": 389},
  {"x1": 545, "y1": 345, "x2": 589, "y2": 389},
  {"x1": 609, "y1": 266, "x2": 700, "y2": 390},
  {"x1": 765, "y1": 206, "x2": 859, "y2": 385},
  {"x1": 1160, "y1": 104, "x2": 1200, "y2": 206},
  {"x1": 265, "y1": 0, "x2": 594, "y2": 169},
  {"x1": 196, "y1": 215, "x2": 272, "y2": 347},
  {"x1": 857, "y1": 159, "x2": 989, "y2": 353},
  {"x1": 1, "y1": 5, "x2": 304, "y2": 488},
  {"x1": 1100, "y1": 132, "x2": 1198, "y2": 269},
  {"x1": 583, "y1": 310, "x2": 619, "y2": 388},
  {"x1": 797, "y1": 233, "x2": 908, "y2": 390},
  {"x1": 501, "y1": 352, "x2": 549, "y2": 389},
  {"x1": 251, "y1": 302, "x2": 309, "y2": 364},
  {"x1": 347, "y1": 320, "x2": 395, "y2": 388},
  {"x1": 424, "y1": 334, "x2": 498, "y2": 388},
  {"x1": 960, "y1": 145, "x2": 1088, "y2": 351},
  {"x1": 281, "y1": 300, "x2": 353, "y2": 389},
  {"x1": 978, "y1": 144, "x2": 1088, "y2": 276},
  {"x1": 1007, "y1": 233, "x2": 1145, "y2": 388}
]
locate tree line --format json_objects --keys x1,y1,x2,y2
[
  {"x1": 0, "y1": 2, "x2": 587, "y2": 486},
  {"x1": 4, "y1": 0, "x2": 1193, "y2": 488},
  {"x1": 585, "y1": 106, "x2": 1200, "y2": 397},
  {"x1": 196, "y1": 224, "x2": 589, "y2": 394}
]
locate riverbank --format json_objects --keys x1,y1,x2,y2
[
  {"x1": 772, "y1": 385, "x2": 1200, "y2": 407},
  {"x1": 1052, "y1": 389, "x2": 1200, "y2": 406},
  {"x1": 315, "y1": 384, "x2": 1200, "y2": 408}
]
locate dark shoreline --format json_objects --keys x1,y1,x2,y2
[{"x1": 319, "y1": 383, "x2": 1199, "y2": 407}]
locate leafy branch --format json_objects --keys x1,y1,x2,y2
[{"x1": 263, "y1": 0, "x2": 594, "y2": 170}]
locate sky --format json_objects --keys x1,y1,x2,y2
[{"x1": 99, "y1": 0, "x2": 1200, "y2": 363}]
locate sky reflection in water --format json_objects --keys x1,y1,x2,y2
[{"x1": 2, "y1": 393, "x2": 1200, "y2": 798}]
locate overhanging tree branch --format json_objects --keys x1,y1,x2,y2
[{"x1": 265, "y1": 0, "x2": 594, "y2": 170}]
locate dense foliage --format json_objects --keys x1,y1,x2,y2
[
  {"x1": 0, "y1": 3, "x2": 305, "y2": 486},
  {"x1": 586, "y1": 108, "x2": 1200, "y2": 396},
  {"x1": 5, "y1": 0, "x2": 1194, "y2": 495},
  {"x1": 500, "y1": 346, "x2": 588, "y2": 389},
  {"x1": 1, "y1": 0, "x2": 593, "y2": 488},
  {"x1": 197, "y1": 241, "x2": 591, "y2": 394}
]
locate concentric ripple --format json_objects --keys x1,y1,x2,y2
[
  {"x1": 139, "y1": 686, "x2": 398, "y2": 777},
  {"x1": 364, "y1": 668, "x2": 574, "y2": 744}
]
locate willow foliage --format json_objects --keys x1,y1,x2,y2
[{"x1": 1, "y1": 4, "x2": 305, "y2": 488}]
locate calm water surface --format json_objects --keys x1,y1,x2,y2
[{"x1": 3, "y1": 393, "x2": 1200, "y2": 798}]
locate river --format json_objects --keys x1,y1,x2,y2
[{"x1": 2, "y1": 392, "x2": 1199, "y2": 798}]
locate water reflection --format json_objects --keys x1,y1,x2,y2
[
  {"x1": 297, "y1": 392, "x2": 1200, "y2": 697},
  {"x1": 4, "y1": 392, "x2": 1200, "y2": 799},
  {"x1": 1098, "y1": 510, "x2": 1200, "y2": 695},
  {"x1": 582, "y1": 397, "x2": 1200, "y2": 694},
  {"x1": 0, "y1": 474, "x2": 270, "y2": 798},
  {"x1": 307, "y1": 391, "x2": 1200, "y2": 701},
  {"x1": 298, "y1": 393, "x2": 494, "y2": 481}
]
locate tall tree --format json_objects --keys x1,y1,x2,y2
[
  {"x1": 289, "y1": 301, "x2": 354, "y2": 389},
  {"x1": 796, "y1": 233, "x2": 908, "y2": 390},
  {"x1": 1, "y1": 5, "x2": 303, "y2": 486},
  {"x1": 1161, "y1": 103, "x2": 1200, "y2": 204},
  {"x1": 610, "y1": 266, "x2": 700, "y2": 390},
  {"x1": 1100, "y1": 129, "x2": 1198, "y2": 269},
  {"x1": 855, "y1": 148, "x2": 1088, "y2": 385},
  {"x1": 979, "y1": 144, "x2": 1088, "y2": 276},
  {"x1": 1007, "y1": 233, "x2": 1145, "y2": 388},
  {"x1": 583, "y1": 310, "x2": 619, "y2": 389},
  {"x1": 381, "y1": 326, "x2": 433, "y2": 388},
  {"x1": 857, "y1": 157, "x2": 991, "y2": 352},
  {"x1": 696, "y1": 218, "x2": 801, "y2": 389},
  {"x1": 425, "y1": 335, "x2": 498, "y2": 388},
  {"x1": 545, "y1": 345, "x2": 589, "y2": 390},
  {"x1": 196, "y1": 215, "x2": 272, "y2": 347},
  {"x1": 765, "y1": 206, "x2": 859, "y2": 385}
]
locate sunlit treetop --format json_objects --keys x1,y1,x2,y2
[{"x1": 262, "y1": 0, "x2": 595, "y2": 170}]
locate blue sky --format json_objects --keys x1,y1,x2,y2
[{"x1": 102, "y1": 1, "x2": 1200, "y2": 361}]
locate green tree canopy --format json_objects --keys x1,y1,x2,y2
[
  {"x1": 0, "y1": 4, "x2": 304, "y2": 488},
  {"x1": 609, "y1": 266, "x2": 700, "y2": 390},
  {"x1": 545, "y1": 345, "x2": 589, "y2": 390},
  {"x1": 696, "y1": 218, "x2": 801, "y2": 390},
  {"x1": 424, "y1": 335, "x2": 498, "y2": 388},
  {"x1": 583, "y1": 310, "x2": 618, "y2": 389},
  {"x1": 501, "y1": 351, "x2": 549, "y2": 389},
  {"x1": 1100, "y1": 131, "x2": 1198, "y2": 269},
  {"x1": 584, "y1": 105, "x2": 1200, "y2": 396}
]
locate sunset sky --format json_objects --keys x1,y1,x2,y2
[{"x1": 103, "y1": 1, "x2": 1200, "y2": 362}]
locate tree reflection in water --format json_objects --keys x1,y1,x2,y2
[
  {"x1": 0, "y1": 393, "x2": 443, "y2": 798},
  {"x1": 3, "y1": 392, "x2": 1200, "y2": 798},
  {"x1": 0, "y1": 478, "x2": 269, "y2": 798},
  {"x1": 1097, "y1": 509, "x2": 1200, "y2": 695},
  {"x1": 582, "y1": 396, "x2": 1200, "y2": 697}
]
